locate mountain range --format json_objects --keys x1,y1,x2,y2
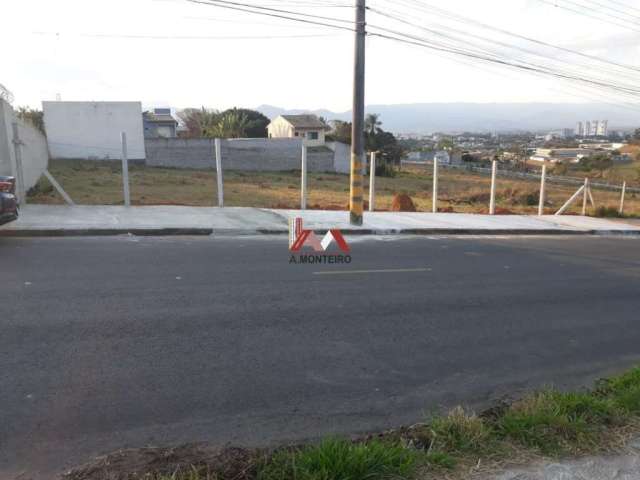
[{"x1": 256, "y1": 103, "x2": 638, "y2": 134}]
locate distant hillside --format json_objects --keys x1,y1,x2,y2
[{"x1": 256, "y1": 103, "x2": 639, "y2": 134}]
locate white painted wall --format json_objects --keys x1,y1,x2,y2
[
  {"x1": 267, "y1": 116, "x2": 325, "y2": 146},
  {"x1": 326, "y1": 141, "x2": 351, "y2": 174},
  {"x1": 0, "y1": 98, "x2": 48, "y2": 201},
  {"x1": 43, "y1": 101, "x2": 145, "y2": 160},
  {"x1": 0, "y1": 99, "x2": 15, "y2": 178},
  {"x1": 16, "y1": 118, "x2": 49, "y2": 191}
]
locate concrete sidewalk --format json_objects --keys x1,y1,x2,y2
[{"x1": 1, "y1": 204, "x2": 639, "y2": 236}]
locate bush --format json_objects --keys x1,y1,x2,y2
[
  {"x1": 258, "y1": 438, "x2": 418, "y2": 480},
  {"x1": 594, "y1": 206, "x2": 622, "y2": 218},
  {"x1": 374, "y1": 160, "x2": 396, "y2": 178}
]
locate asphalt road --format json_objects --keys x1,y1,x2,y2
[{"x1": 2, "y1": 234, "x2": 640, "y2": 479}]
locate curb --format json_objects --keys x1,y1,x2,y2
[{"x1": 2, "y1": 228, "x2": 640, "y2": 237}]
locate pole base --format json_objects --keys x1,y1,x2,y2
[{"x1": 350, "y1": 211, "x2": 363, "y2": 226}]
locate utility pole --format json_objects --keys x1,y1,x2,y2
[{"x1": 349, "y1": 0, "x2": 366, "y2": 225}]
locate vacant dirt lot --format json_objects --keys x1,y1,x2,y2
[{"x1": 27, "y1": 159, "x2": 640, "y2": 216}]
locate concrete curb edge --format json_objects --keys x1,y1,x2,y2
[{"x1": 2, "y1": 228, "x2": 640, "y2": 237}]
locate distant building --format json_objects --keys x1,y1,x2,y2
[
  {"x1": 596, "y1": 120, "x2": 608, "y2": 136},
  {"x1": 267, "y1": 114, "x2": 328, "y2": 146},
  {"x1": 546, "y1": 128, "x2": 574, "y2": 141},
  {"x1": 143, "y1": 108, "x2": 178, "y2": 138},
  {"x1": 43, "y1": 101, "x2": 145, "y2": 160},
  {"x1": 403, "y1": 150, "x2": 461, "y2": 165},
  {"x1": 576, "y1": 119, "x2": 608, "y2": 138},
  {"x1": 530, "y1": 147, "x2": 596, "y2": 163}
]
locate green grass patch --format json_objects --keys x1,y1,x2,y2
[
  {"x1": 496, "y1": 391, "x2": 624, "y2": 454},
  {"x1": 257, "y1": 438, "x2": 418, "y2": 480},
  {"x1": 428, "y1": 406, "x2": 495, "y2": 455},
  {"x1": 596, "y1": 367, "x2": 640, "y2": 413},
  {"x1": 423, "y1": 451, "x2": 456, "y2": 470}
]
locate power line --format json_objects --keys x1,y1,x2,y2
[
  {"x1": 536, "y1": 0, "x2": 640, "y2": 32},
  {"x1": 602, "y1": 0, "x2": 640, "y2": 15},
  {"x1": 186, "y1": 0, "x2": 356, "y2": 31},
  {"x1": 368, "y1": 30, "x2": 640, "y2": 98},
  {"x1": 367, "y1": 6, "x2": 640, "y2": 97},
  {"x1": 377, "y1": 0, "x2": 640, "y2": 75},
  {"x1": 33, "y1": 31, "x2": 338, "y2": 40},
  {"x1": 577, "y1": 0, "x2": 640, "y2": 22},
  {"x1": 189, "y1": 0, "x2": 354, "y2": 23}
]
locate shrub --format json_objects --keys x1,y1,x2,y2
[
  {"x1": 375, "y1": 160, "x2": 396, "y2": 178},
  {"x1": 594, "y1": 206, "x2": 622, "y2": 218},
  {"x1": 258, "y1": 438, "x2": 418, "y2": 480}
]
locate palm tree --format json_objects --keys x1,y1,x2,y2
[
  {"x1": 365, "y1": 113, "x2": 382, "y2": 135},
  {"x1": 206, "y1": 111, "x2": 249, "y2": 139}
]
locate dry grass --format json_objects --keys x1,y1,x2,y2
[{"x1": 27, "y1": 159, "x2": 640, "y2": 217}]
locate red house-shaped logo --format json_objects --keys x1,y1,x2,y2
[{"x1": 288, "y1": 217, "x2": 350, "y2": 253}]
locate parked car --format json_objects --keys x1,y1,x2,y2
[{"x1": 0, "y1": 176, "x2": 18, "y2": 225}]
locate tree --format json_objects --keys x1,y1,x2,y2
[
  {"x1": 365, "y1": 113, "x2": 381, "y2": 135},
  {"x1": 579, "y1": 153, "x2": 613, "y2": 176},
  {"x1": 328, "y1": 120, "x2": 352, "y2": 144},
  {"x1": 327, "y1": 115, "x2": 405, "y2": 172},
  {"x1": 633, "y1": 128, "x2": 640, "y2": 140},
  {"x1": 17, "y1": 107, "x2": 45, "y2": 135},
  {"x1": 206, "y1": 111, "x2": 249, "y2": 138},
  {"x1": 219, "y1": 108, "x2": 269, "y2": 138},
  {"x1": 177, "y1": 107, "x2": 220, "y2": 138}
]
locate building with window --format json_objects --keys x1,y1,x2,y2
[
  {"x1": 143, "y1": 108, "x2": 179, "y2": 138},
  {"x1": 267, "y1": 114, "x2": 328, "y2": 146}
]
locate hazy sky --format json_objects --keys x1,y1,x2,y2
[{"x1": 3, "y1": 0, "x2": 639, "y2": 111}]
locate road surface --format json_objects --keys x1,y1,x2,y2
[{"x1": 1, "y1": 234, "x2": 640, "y2": 478}]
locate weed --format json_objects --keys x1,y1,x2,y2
[{"x1": 428, "y1": 407, "x2": 494, "y2": 455}]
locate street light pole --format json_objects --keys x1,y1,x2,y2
[{"x1": 349, "y1": 0, "x2": 366, "y2": 226}]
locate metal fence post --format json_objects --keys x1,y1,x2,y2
[
  {"x1": 215, "y1": 138, "x2": 224, "y2": 207},
  {"x1": 538, "y1": 163, "x2": 546, "y2": 216},
  {"x1": 301, "y1": 143, "x2": 307, "y2": 210},
  {"x1": 120, "y1": 132, "x2": 130, "y2": 207},
  {"x1": 619, "y1": 181, "x2": 626, "y2": 215},
  {"x1": 11, "y1": 122, "x2": 26, "y2": 205},
  {"x1": 432, "y1": 157, "x2": 438, "y2": 213},
  {"x1": 489, "y1": 160, "x2": 497, "y2": 215},
  {"x1": 368, "y1": 151, "x2": 376, "y2": 212}
]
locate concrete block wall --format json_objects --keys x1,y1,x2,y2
[{"x1": 145, "y1": 137, "x2": 336, "y2": 172}]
